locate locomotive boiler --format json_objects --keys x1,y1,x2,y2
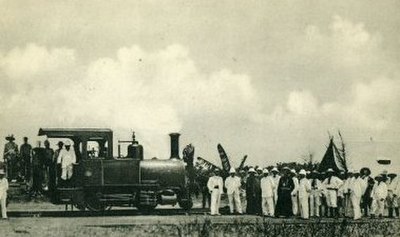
[{"x1": 38, "y1": 128, "x2": 192, "y2": 212}]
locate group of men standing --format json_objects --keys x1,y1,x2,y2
[
  {"x1": 2, "y1": 135, "x2": 77, "y2": 197},
  {"x1": 206, "y1": 166, "x2": 400, "y2": 220}
]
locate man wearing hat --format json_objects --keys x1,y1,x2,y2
[
  {"x1": 224, "y1": 168, "x2": 242, "y2": 214},
  {"x1": 349, "y1": 169, "x2": 364, "y2": 220},
  {"x1": 54, "y1": 141, "x2": 64, "y2": 185},
  {"x1": 261, "y1": 169, "x2": 276, "y2": 216},
  {"x1": 290, "y1": 169, "x2": 299, "y2": 216},
  {"x1": 246, "y1": 167, "x2": 259, "y2": 214},
  {"x1": 31, "y1": 141, "x2": 45, "y2": 196},
  {"x1": 322, "y1": 168, "x2": 343, "y2": 218},
  {"x1": 360, "y1": 167, "x2": 374, "y2": 217},
  {"x1": 57, "y1": 140, "x2": 76, "y2": 183},
  {"x1": 3, "y1": 135, "x2": 19, "y2": 182},
  {"x1": 371, "y1": 175, "x2": 388, "y2": 218},
  {"x1": 276, "y1": 167, "x2": 295, "y2": 217},
  {"x1": 298, "y1": 169, "x2": 311, "y2": 219},
  {"x1": 342, "y1": 170, "x2": 354, "y2": 217},
  {"x1": 271, "y1": 167, "x2": 281, "y2": 206},
  {"x1": 309, "y1": 170, "x2": 322, "y2": 217},
  {"x1": 20, "y1": 137, "x2": 32, "y2": 182},
  {"x1": 391, "y1": 172, "x2": 400, "y2": 218},
  {"x1": 386, "y1": 173, "x2": 398, "y2": 218},
  {"x1": 0, "y1": 169, "x2": 8, "y2": 219},
  {"x1": 207, "y1": 169, "x2": 223, "y2": 215}
]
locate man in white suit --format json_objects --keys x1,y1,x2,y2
[
  {"x1": 298, "y1": 169, "x2": 311, "y2": 219},
  {"x1": 207, "y1": 169, "x2": 223, "y2": 215},
  {"x1": 225, "y1": 168, "x2": 242, "y2": 214},
  {"x1": 261, "y1": 169, "x2": 276, "y2": 216}
]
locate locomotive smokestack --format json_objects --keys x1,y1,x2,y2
[{"x1": 169, "y1": 133, "x2": 180, "y2": 159}]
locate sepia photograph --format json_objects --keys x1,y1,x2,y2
[{"x1": 0, "y1": 1, "x2": 399, "y2": 236}]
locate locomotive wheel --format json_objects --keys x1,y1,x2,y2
[
  {"x1": 74, "y1": 203, "x2": 86, "y2": 211},
  {"x1": 85, "y1": 193, "x2": 111, "y2": 212},
  {"x1": 178, "y1": 200, "x2": 193, "y2": 210},
  {"x1": 137, "y1": 205, "x2": 156, "y2": 213}
]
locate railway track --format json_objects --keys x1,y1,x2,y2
[
  {"x1": 7, "y1": 208, "x2": 399, "y2": 226},
  {"x1": 7, "y1": 208, "x2": 210, "y2": 218}
]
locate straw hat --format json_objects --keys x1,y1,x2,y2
[{"x1": 5, "y1": 134, "x2": 15, "y2": 141}]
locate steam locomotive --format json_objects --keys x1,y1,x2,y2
[{"x1": 38, "y1": 128, "x2": 192, "y2": 212}]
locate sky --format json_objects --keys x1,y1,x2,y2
[{"x1": 0, "y1": 0, "x2": 399, "y2": 174}]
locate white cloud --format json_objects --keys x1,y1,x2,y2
[
  {"x1": 287, "y1": 90, "x2": 319, "y2": 116},
  {"x1": 0, "y1": 14, "x2": 399, "y2": 172},
  {"x1": 0, "y1": 43, "x2": 76, "y2": 79},
  {"x1": 323, "y1": 77, "x2": 400, "y2": 131},
  {"x1": 0, "y1": 43, "x2": 260, "y2": 159}
]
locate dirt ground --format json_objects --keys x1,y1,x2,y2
[{"x1": 2, "y1": 199, "x2": 400, "y2": 237}]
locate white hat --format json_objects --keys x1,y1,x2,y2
[
  {"x1": 299, "y1": 169, "x2": 307, "y2": 175},
  {"x1": 271, "y1": 167, "x2": 279, "y2": 172},
  {"x1": 290, "y1": 169, "x2": 296, "y2": 173},
  {"x1": 263, "y1": 169, "x2": 269, "y2": 174},
  {"x1": 248, "y1": 167, "x2": 256, "y2": 173},
  {"x1": 327, "y1": 168, "x2": 334, "y2": 173},
  {"x1": 257, "y1": 167, "x2": 263, "y2": 171},
  {"x1": 65, "y1": 140, "x2": 72, "y2": 146},
  {"x1": 0, "y1": 169, "x2": 4, "y2": 175},
  {"x1": 229, "y1": 167, "x2": 236, "y2": 174}
]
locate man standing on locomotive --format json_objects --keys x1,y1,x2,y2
[
  {"x1": 20, "y1": 137, "x2": 32, "y2": 183},
  {"x1": 3, "y1": 135, "x2": 19, "y2": 182},
  {"x1": 43, "y1": 140, "x2": 54, "y2": 192},
  {"x1": 225, "y1": 167, "x2": 242, "y2": 214},
  {"x1": 57, "y1": 141, "x2": 76, "y2": 184},
  {"x1": 207, "y1": 169, "x2": 223, "y2": 215},
  {"x1": 53, "y1": 141, "x2": 64, "y2": 187},
  {"x1": 0, "y1": 169, "x2": 8, "y2": 219}
]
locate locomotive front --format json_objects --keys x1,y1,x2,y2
[{"x1": 139, "y1": 133, "x2": 192, "y2": 210}]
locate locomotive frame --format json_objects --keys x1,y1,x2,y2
[{"x1": 38, "y1": 128, "x2": 192, "y2": 212}]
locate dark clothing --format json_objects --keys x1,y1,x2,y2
[
  {"x1": 201, "y1": 186, "x2": 211, "y2": 208},
  {"x1": 44, "y1": 148, "x2": 54, "y2": 192},
  {"x1": 20, "y1": 143, "x2": 32, "y2": 181},
  {"x1": 4, "y1": 142, "x2": 19, "y2": 180},
  {"x1": 31, "y1": 147, "x2": 45, "y2": 193},
  {"x1": 198, "y1": 175, "x2": 211, "y2": 208},
  {"x1": 246, "y1": 175, "x2": 260, "y2": 214},
  {"x1": 275, "y1": 176, "x2": 295, "y2": 217},
  {"x1": 362, "y1": 176, "x2": 375, "y2": 216},
  {"x1": 255, "y1": 176, "x2": 262, "y2": 214},
  {"x1": 54, "y1": 149, "x2": 62, "y2": 186}
]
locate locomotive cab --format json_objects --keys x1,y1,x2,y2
[{"x1": 38, "y1": 128, "x2": 192, "y2": 212}]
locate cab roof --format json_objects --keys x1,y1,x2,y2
[{"x1": 38, "y1": 128, "x2": 113, "y2": 139}]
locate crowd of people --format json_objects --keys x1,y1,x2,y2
[
  {"x1": 1, "y1": 134, "x2": 399, "y2": 221},
  {"x1": 0, "y1": 134, "x2": 76, "y2": 219},
  {"x1": 205, "y1": 166, "x2": 400, "y2": 220}
]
